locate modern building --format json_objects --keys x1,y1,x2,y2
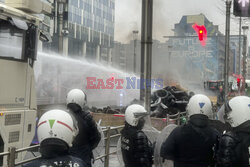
[
  {"x1": 48, "y1": 0, "x2": 115, "y2": 62},
  {"x1": 169, "y1": 14, "x2": 241, "y2": 81},
  {"x1": 112, "y1": 42, "x2": 127, "y2": 71},
  {"x1": 174, "y1": 14, "x2": 221, "y2": 37},
  {"x1": 112, "y1": 39, "x2": 141, "y2": 74}
]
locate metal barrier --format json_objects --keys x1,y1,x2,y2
[
  {"x1": 0, "y1": 126, "x2": 124, "y2": 167},
  {"x1": 166, "y1": 111, "x2": 187, "y2": 126},
  {"x1": 0, "y1": 114, "x2": 187, "y2": 167},
  {"x1": 96, "y1": 125, "x2": 124, "y2": 167}
]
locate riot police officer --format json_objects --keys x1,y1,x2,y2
[
  {"x1": 22, "y1": 109, "x2": 87, "y2": 167},
  {"x1": 66, "y1": 89, "x2": 101, "y2": 167},
  {"x1": 120, "y1": 104, "x2": 153, "y2": 167},
  {"x1": 215, "y1": 96, "x2": 250, "y2": 167},
  {"x1": 160, "y1": 94, "x2": 219, "y2": 167}
]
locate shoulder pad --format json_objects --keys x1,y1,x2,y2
[
  {"x1": 219, "y1": 131, "x2": 239, "y2": 147},
  {"x1": 222, "y1": 131, "x2": 237, "y2": 139},
  {"x1": 81, "y1": 111, "x2": 92, "y2": 120}
]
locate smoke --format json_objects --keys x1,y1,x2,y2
[
  {"x1": 115, "y1": 0, "x2": 141, "y2": 43},
  {"x1": 152, "y1": 0, "x2": 175, "y2": 41},
  {"x1": 115, "y1": 0, "x2": 174, "y2": 42},
  {"x1": 152, "y1": 49, "x2": 201, "y2": 86},
  {"x1": 151, "y1": 42, "x2": 216, "y2": 96}
]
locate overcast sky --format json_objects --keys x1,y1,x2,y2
[{"x1": 115, "y1": 0, "x2": 249, "y2": 43}]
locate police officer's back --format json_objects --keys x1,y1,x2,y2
[
  {"x1": 160, "y1": 94, "x2": 220, "y2": 167},
  {"x1": 215, "y1": 96, "x2": 250, "y2": 167},
  {"x1": 22, "y1": 109, "x2": 87, "y2": 167},
  {"x1": 121, "y1": 104, "x2": 153, "y2": 167},
  {"x1": 66, "y1": 89, "x2": 101, "y2": 167}
]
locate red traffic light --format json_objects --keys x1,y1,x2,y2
[
  {"x1": 192, "y1": 23, "x2": 207, "y2": 46},
  {"x1": 237, "y1": 78, "x2": 240, "y2": 82},
  {"x1": 237, "y1": 78, "x2": 241, "y2": 88},
  {"x1": 199, "y1": 30, "x2": 204, "y2": 41}
]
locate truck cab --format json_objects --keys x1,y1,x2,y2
[
  {"x1": 0, "y1": 1, "x2": 51, "y2": 165},
  {"x1": 204, "y1": 80, "x2": 223, "y2": 92}
]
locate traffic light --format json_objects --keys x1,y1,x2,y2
[
  {"x1": 237, "y1": 78, "x2": 241, "y2": 88},
  {"x1": 234, "y1": 0, "x2": 250, "y2": 17},
  {"x1": 199, "y1": 30, "x2": 204, "y2": 41},
  {"x1": 192, "y1": 23, "x2": 207, "y2": 46}
]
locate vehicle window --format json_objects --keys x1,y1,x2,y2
[
  {"x1": 0, "y1": 21, "x2": 24, "y2": 60},
  {"x1": 209, "y1": 82, "x2": 217, "y2": 87}
]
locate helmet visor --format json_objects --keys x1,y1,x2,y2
[
  {"x1": 217, "y1": 100, "x2": 232, "y2": 124},
  {"x1": 217, "y1": 104, "x2": 225, "y2": 123},
  {"x1": 133, "y1": 112, "x2": 149, "y2": 119}
]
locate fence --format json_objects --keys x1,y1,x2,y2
[
  {"x1": 0, "y1": 113, "x2": 187, "y2": 167},
  {"x1": 166, "y1": 111, "x2": 187, "y2": 126},
  {"x1": 0, "y1": 125, "x2": 124, "y2": 167}
]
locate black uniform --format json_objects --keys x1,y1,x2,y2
[
  {"x1": 22, "y1": 138, "x2": 87, "y2": 167},
  {"x1": 22, "y1": 155, "x2": 87, "y2": 167},
  {"x1": 120, "y1": 123, "x2": 153, "y2": 167},
  {"x1": 69, "y1": 107, "x2": 101, "y2": 167},
  {"x1": 215, "y1": 123, "x2": 250, "y2": 167},
  {"x1": 160, "y1": 115, "x2": 219, "y2": 167}
]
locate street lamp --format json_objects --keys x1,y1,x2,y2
[
  {"x1": 224, "y1": 0, "x2": 232, "y2": 102},
  {"x1": 133, "y1": 30, "x2": 139, "y2": 73},
  {"x1": 242, "y1": 25, "x2": 248, "y2": 94},
  {"x1": 168, "y1": 45, "x2": 173, "y2": 64}
]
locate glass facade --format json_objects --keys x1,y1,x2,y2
[{"x1": 68, "y1": 0, "x2": 114, "y2": 45}]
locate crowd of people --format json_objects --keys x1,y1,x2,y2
[
  {"x1": 121, "y1": 94, "x2": 250, "y2": 167},
  {"x1": 22, "y1": 88, "x2": 250, "y2": 167}
]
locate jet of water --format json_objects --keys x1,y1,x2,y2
[{"x1": 35, "y1": 52, "x2": 140, "y2": 107}]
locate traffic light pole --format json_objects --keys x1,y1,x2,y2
[
  {"x1": 242, "y1": 35, "x2": 247, "y2": 93},
  {"x1": 242, "y1": 26, "x2": 248, "y2": 94},
  {"x1": 140, "y1": 1, "x2": 146, "y2": 102},
  {"x1": 239, "y1": 17, "x2": 242, "y2": 75},
  {"x1": 133, "y1": 30, "x2": 139, "y2": 74},
  {"x1": 141, "y1": 0, "x2": 153, "y2": 113},
  {"x1": 224, "y1": 0, "x2": 231, "y2": 102},
  {"x1": 134, "y1": 38, "x2": 137, "y2": 73}
]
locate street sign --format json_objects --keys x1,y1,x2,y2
[
  {"x1": 238, "y1": 0, "x2": 249, "y2": 7},
  {"x1": 234, "y1": 0, "x2": 250, "y2": 17}
]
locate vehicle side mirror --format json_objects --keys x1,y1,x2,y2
[{"x1": 24, "y1": 24, "x2": 38, "y2": 61}]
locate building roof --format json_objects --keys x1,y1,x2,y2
[{"x1": 174, "y1": 13, "x2": 221, "y2": 36}]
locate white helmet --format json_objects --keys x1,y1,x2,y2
[
  {"x1": 125, "y1": 104, "x2": 148, "y2": 126},
  {"x1": 66, "y1": 89, "x2": 87, "y2": 109},
  {"x1": 37, "y1": 109, "x2": 77, "y2": 147},
  {"x1": 218, "y1": 96, "x2": 250, "y2": 127},
  {"x1": 186, "y1": 94, "x2": 213, "y2": 119}
]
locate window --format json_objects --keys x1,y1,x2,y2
[
  {"x1": 87, "y1": 19, "x2": 92, "y2": 28},
  {"x1": 0, "y1": 21, "x2": 24, "y2": 60},
  {"x1": 84, "y1": 2, "x2": 92, "y2": 13},
  {"x1": 111, "y1": 1, "x2": 115, "y2": 9}
]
